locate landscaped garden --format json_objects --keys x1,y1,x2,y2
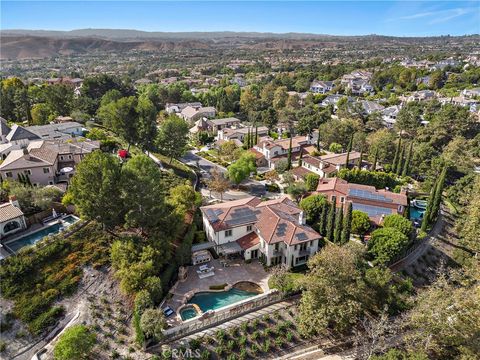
[{"x1": 166, "y1": 306, "x2": 313, "y2": 360}]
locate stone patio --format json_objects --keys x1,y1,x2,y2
[{"x1": 166, "y1": 258, "x2": 270, "y2": 323}]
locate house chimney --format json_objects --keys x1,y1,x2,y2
[
  {"x1": 23, "y1": 148, "x2": 30, "y2": 160},
  {"x1": 299, "y1": 211, "x2": 305, "y2": 225},
  {"x1": 9, "y1": 195, "x2": 20, "y2": 208}
]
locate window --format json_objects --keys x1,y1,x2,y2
[
  {"x1": 24, "y1": 169, "x2": 32, "y2": 175},
  {"x1": 340, "y1": 196, "x2": 345, "y2": 203},
  {"x1": 225, "y1": 230, "x2": 232, "y2": 237},
  {"x1": 60, "y1": 156, "x2": 64, "y2": 160},
  {"x1": 68, "y1": 155, "x2": 72, "y2": 159},
  {"x1": 5, "y1": 172, "x2": 12, "y2": 178},
  {"x1": 247, "y1": 225, "x2": 252, "y2": 232},
  {"x1": 296, "y1": 255, "x2": 308, "y2": 264},
  {"x1": 43, "y1": 167, "x2": 50, "y2": 174},
  {"x1": 294, "y1": 245, "x2": 298, "y2": 250},
  {"x1": 48, "y1": 181, "x2": 54, "y2": 185}
]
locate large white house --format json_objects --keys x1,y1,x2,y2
[{"x1": 201, "y1": 196, "x2": 322, "y2": 268}]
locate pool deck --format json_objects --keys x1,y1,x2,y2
[{"x1": 167, "y1": 258, "x2": 270, "y2": 321}]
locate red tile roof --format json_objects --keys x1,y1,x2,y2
[{"x1": 237, "y1": 232, "x2": 260, "y2": 250}]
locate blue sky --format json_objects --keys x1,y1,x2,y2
[{"x1": 1, "y1": 1, "x2": 479, "y2": 36}]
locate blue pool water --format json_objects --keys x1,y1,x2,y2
[
  {"x1": 6, "y1": 215, "x2": 79, "y2": 253},
  {"x1": 187, "y1": 288, "x2": 259, "y2": 313},
  {"x1": 180, "y1": 307, "x2": 199, "y2": 321},
  {"x1": 410, "y1": 206, "x2": 425, "y2": 221}
]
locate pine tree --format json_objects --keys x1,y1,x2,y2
[
  {"x1": 341, "y1": 202, "x2": 352, "y2": 244},
  {"x1": 395, "y1": 144, "x2": 405, "y2": 175},
  {"x1": 402, "y1": 142, "x2": 414, "y2": 177},
  {"x1": 326, "y1": 197, "x2": 336, "y2": 241},
  {"x1": 318, "y1": 203, "x2": 328, "y2": 236},
  {"x1": 392, "y1": 136, "x2": 402, "y2": 173},
  {"x1": 372, "y1": 147, "x2": 378, "y2": 171},
  {"x1": 333, "y1": 205, "x2": 344, "y2": 243},
  {"x1": 286, "y1": 136, "x2": 293, "y2": 170}
]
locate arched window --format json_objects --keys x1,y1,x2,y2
[{"x1": 4, "y1": 220, "x2": 21, "y2": 233}]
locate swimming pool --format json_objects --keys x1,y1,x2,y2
[
  {"x1": 409, "y1": 206, "x2": 425, "y2": 221},
  {"x1": 187, "y1": 287, "x2": 260, "y2": 313},
  {"x1": 180, "y1": 306, "x2": 200, "y2": 321},
  {"x1": 5, "y1": 215, "x2": 80, "y2": 253}
]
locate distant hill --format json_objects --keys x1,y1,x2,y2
[
  {"x1": 1, "y1": 29, "x2": 478, "y2": 60},
  {"x1": 1, "y1": 28, "x2": 338, "y2": 40}
]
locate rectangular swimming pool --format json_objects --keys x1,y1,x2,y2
[{"x1": 5, "y1": 215, "x2": 80, "y2": 253}]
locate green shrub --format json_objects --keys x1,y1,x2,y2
[
  {"x1": 29, "y1": 306, "x2": 64, "y2": 335},
  {"x1": 190, "y1": 338, "x2": 201, "y2": 350},
  {"x1": 201, "y1": 350, "x2": 210, "y2": 360},
  {"x1": 383, "y1": 214, "x2": 413, "y2": 237},
  {"x1": 0, "y1": 340, "x2": 6, "y2": 352},
  {"x1": 216, "y1": 329, "x2": 226, "y2": 340}
]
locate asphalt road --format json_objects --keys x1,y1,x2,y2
[{"x1": 180, "y1": 151, "x2": 266, "y2": 199}]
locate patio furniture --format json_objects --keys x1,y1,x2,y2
[
  {"x1": 163, "y1": 306, "x2": 175, "y2": 317},
  {"x1": 198, "y1": 271, "x2": 215, "y2": 279}
]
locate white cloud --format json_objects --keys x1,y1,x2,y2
[{"x1": 387, "y1": 6, "x2": 478, "y2": 24}]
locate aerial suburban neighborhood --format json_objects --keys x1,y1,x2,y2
[{"x1": 0, "y1": 1, "x2": 479, "y2": 360}]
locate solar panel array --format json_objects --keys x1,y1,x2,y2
[
  {"x1": 226, "y1": 207, "x2": 261, "y2": 226},
  {"x1": 352, "y1": 203, "x2": 394, "y2": 217},
  {"x1": 276, "y1": 223, "x2": 288, "y2": 237},
  {"x1": 205, "y1": 208, "x2": 223, "y2": 223},
  {"x1": 295, "y1": 233, "x2": 308, "y2": 241},
  {"x1": 349, "y1": 189, "x2": 393, "y2": 203}
]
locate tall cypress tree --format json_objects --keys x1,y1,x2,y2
[
  {"x1": 341, "y1": 202, "x2": 352, "y2": 244},
  {"x1": 326, "y1": 197, "x2": 336, "y2": 241},
  {"x1": 318, "y1": 202, "x2": 328, "y2": 236},
  {"x1": 298, "y1": 149, "x2": 303, "y2": 167},
  {"x1": 392, "y1": 136, "x2": 402, "y2": 173},
  {"x1": 372, "y1": 147, "x2": 378, "y2": 171},
  {"x1": 358, "y1": 148, "x2": 363, "y2": 169},
  {"x1": 421, "y1": 174, "x2": 440, "y2": 231},
  {"x1": 395, "y1": 144, "x2": 405, "y2": 175},
  {"x1": 286, "y1": 136, "x2": 293, "y2": 170},
  {"x1": 345, "y1": 135, "x2": 353, "y2": 167},
  {"x1": 255, "y1": 125, "x2": 258, "y2": 145},
  {"x1": 402, "y1": 142, "x2": 414, "y2": 177},
  {"x1": 430, "y1": 166, "x2": 447, "y2": 223},
  {"x1": 333, "y1": 205, "x2": 344, "y2": 243}
]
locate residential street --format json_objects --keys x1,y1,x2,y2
[{"x1": 180, "y1": 150, "x2": 266, "y2": 199}]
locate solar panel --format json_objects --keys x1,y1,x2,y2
[
  {"x1": 276, "y1": 223, "x2": 287, "y2": 237},
  {"x1": 352, "y1": 203, "x2": 394, "y2": 217},
  {"x1": 295, "y1": 233, "x2": 308, "y2": 241},
  {"x1": 226, "y1": 208, "x2": 261, "y2": 226},
  {"x1": 349, "y1": 189, "x2": 393, "y2": 203}
]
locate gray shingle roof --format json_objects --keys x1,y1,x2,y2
[{"x1": 6, "y1": 124, "x2": 41, "y2": 142}]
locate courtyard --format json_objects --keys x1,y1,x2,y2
[{"x1": 166, "y1": 258, "x2": 270, "y2": 325}]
